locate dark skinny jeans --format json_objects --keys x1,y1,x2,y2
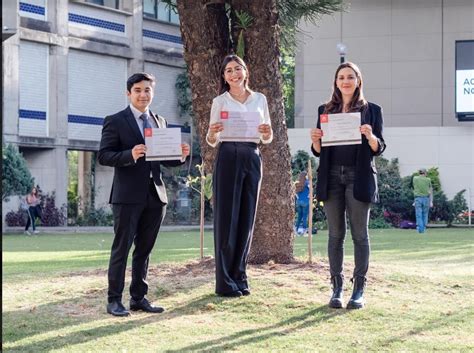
[{"x1": 323, "y1": 165, "x2": 371, "y2": 280}]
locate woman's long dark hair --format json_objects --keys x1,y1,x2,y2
[
  {"x1": 218, "y1": 54, "x2": 250, "y2": 94},
  {"x1": 324, "y1": 62, "x2": 367, "y2": 114}
]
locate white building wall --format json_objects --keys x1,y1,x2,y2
[
  {"x1": 68, "y1": 49, "x2": 127, "y2": 141},
  {"x1": 19, "y1": 40, "x2": 48, "y2": 137},
  {"x1": 144, "y1": 62, "x2": 183, "y2": 124}
]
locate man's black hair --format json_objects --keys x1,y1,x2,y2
[{"x1": 127, "y1": 73, "x2": 156, "y2": 92}]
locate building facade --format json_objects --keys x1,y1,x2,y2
[
  {"x1": 293, "y1": 0, "x2": 474, "y2": 207},
  {"x1": 2, "y1": 0, "x2": 189, "y2": 221}
]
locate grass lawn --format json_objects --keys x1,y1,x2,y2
[{"x1": 2, "y1": 228, "x2": 473, "y2": 352}]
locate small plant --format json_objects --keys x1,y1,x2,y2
[{"x1": 234, "y1": 10, "x2": 253, "y2": 59}]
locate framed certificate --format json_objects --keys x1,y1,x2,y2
[
  {"x1": 320, "y1": 112, "x2": 361, "y2": 147},
  {"x1": 219, "y1": 111, "x2": 260, "y2": 142},
  {"x1": 144, "y1": 127, "x2": 182, "y2": 161}
]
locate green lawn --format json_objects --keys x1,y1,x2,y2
[{"x1": 2, "y1": 228, "x2": 473, "y2": 352}]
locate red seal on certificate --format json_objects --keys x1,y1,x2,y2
[
  {"x1": 320, "y1": 114, "x2": 329, "y2": 123},
  {"x1": 144, "y1": 128, "x2": 153, "y2": 137},
  {"x1": 220, "y1": 111, "x2": 229, "y2": 119}
]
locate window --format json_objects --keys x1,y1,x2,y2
[
  {"x1": 144, "y1": 0, "x2": 179, "y2": 25},
  {"x1": 85, "y1": 0, "x2": 119, "y2": 9}
]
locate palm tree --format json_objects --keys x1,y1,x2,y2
[{"x1": 175, "y1": 0, "x2": 343, "y2": 263}]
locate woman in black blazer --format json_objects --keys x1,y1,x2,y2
[{"x1": 310, "y1": 62, "x2": 386, "y2": 309}]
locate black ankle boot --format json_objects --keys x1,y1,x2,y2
[
  {"x1": 328, "y1": 275, "x2": 344, "y2": 308},
  {"x1": 347, "y1": 276, "x2": 366, "y2": 309}
]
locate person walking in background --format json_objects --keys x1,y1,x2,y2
[
  {"x1": 412, "y1": 168, "x2": 433, "y2": 234},
  {"x1": 98, "y1": 72, "x2": 190, "y2": 317},
  {"x1": 24, "y1": 186, "x2": 42, "y2": 235},
  {"x1": 295, "y1": 171, "x2": 310, "y2": 236},
  {"x1": 310, "y1": 62, "x2": 386, "y2": 310},
  {"x1": 207, "y1": 54, "x2": 273, "y2": 297}
]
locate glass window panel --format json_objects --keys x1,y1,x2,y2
[
  {"x1": 85, "y1": 0, "x2": 104, "y2": 5},
  {"x1": 103, "y1": 0, "x2": 119, "y2": 9},
  {"x1": 144, "y1": 0, "x2": 156, "y2": 18},
  {"x1": 85, "y1": 0, "x2": 119, "y2": 9},
  {"x1": 157, "y1": 1, "x2": 169, "y2": 21},
  {"x1": 170, "y1": 6, "x2": 179, "y2": 24}
]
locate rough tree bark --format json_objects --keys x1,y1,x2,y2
[
  {"x1": 175, "y1": 0, "x2": 230, "y2": 170},
  {"x1": 176, "y1": 0, "x2": 295, "y2": 264}
]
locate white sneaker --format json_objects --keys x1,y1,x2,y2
[
  {"x1": 33, "y1": 230, "x2": 40, "y2": 234},
  {"x1": 24, "y1": 230, "x2": 32, "y2": 235}
]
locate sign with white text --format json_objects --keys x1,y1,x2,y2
[{"x1": 455, "y1": 40, "x2": 474, "y2": 121}]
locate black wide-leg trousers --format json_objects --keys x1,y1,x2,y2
[
  {"x1": 108, "y1": 180, "x2": 165, "y2": 303},
  {"x1": 213, "y1": 142, "x2": 262, "y2": 295}
]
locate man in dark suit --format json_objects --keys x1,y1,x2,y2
[{"x1": 98, "y1": 72, "x2": 190, "y2": 317}]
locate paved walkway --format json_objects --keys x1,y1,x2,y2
[{"x1": 3, "y1": 225, "x2": 213, "y2": 234}]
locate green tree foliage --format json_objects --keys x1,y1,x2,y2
[
  {"x1": 278, "y1": 0, "x2": 345, "y2": 51},
  {"x1": 291, "y1": 150, "x2": 317, "y2": 179},
  {"x1": 281, "y1": 47, "x2": 295, "y2": 128},
  {"x1": 175, "y1": 71, "x2": 193, "y2": 118},
  {"x1": 2, "y1": 144, "x2": 34, "y2": 201}
]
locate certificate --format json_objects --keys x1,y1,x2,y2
[
  {"x1": 219, "y1": 111, "x2": 260, "y2": 142},
  {"x1": 144, "y1": 127, "x2": 182, "y2": 161},
  {"x1": 320, "y1": 112, "x2": 361, "y2": 147}
]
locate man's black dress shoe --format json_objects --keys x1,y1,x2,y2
[
  {"x1": 217, "y1": 290, "x2": 242, "y2": 298},
  {"x1": 130, "y1": 297, "x2": 165, "y2": 313},
  {"x1": 241, "y1": 289, "x2": 251, "y2": 296},
  {"x1": 107, "y1": 301, "x2": 130, "y2": 317}
]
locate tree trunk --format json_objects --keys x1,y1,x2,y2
[
  {"x1": 176, "y1": 0, "x2": 295, "y2": 264},
  {"x1": 175, "y1": 0, "x2": 230, "y2": 170},
  {"x1": 232, "y1": 0, "x2": 295, "y2": 263}
]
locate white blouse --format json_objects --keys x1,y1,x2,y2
[{"x1": 206, "y1": 91, "x2": 273, "y2": 147}]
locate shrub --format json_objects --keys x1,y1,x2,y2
[
  {"x1": 2, "y1": 144, "x2": 34, "y2": 201},
  {"x1": 369, "y1": 217, "x2": 392, "y2": 229},
  {"x1": 39, "y1": 191, "x2": 67, "y2": 226},
  {"x1": 5, "y1": 189, "x2": 66, "y2": 227},
  {"x1": 5, "y1": 200, "x2": 29, "y2": 226},
  {"x1": 74, "y1": 207, "x2": 113, "y2": 226}
]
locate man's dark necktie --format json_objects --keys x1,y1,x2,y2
[{"x1": 140, "y1": 113, "x2": 152, "y2": 137}]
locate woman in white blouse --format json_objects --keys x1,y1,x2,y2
[{"x1": 207, "y1": 54, "x2": 273, "y2": 297}]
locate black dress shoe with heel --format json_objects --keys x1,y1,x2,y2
[
  {"x1": 217, "y1": 290, "x2": 242, "y2": 298},
  {"x1": 107, "y1": 301, "x2": 130, "y2": 317},
  {"x1": 130, "y1": 297, "x2": 165, "y2": 313}
]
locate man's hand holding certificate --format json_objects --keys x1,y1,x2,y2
[
  {"x1": 220, "y1": 111, "x2": 260, "y2": 142},
  {"x1": 320, "y1": 112, "x2": 361, "y2": 147},
  {"x1": 144, "y1": 127, "x2": 182, "y2": 161}
]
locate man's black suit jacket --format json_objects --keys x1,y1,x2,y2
[
  {"x1": 98, "y1": 106, "x2": 183, "y2": 204},
  {"x1": 311, "y1": 102, "x2": 386, "y2": 203}
]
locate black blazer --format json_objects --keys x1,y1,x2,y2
[
  {"x1": 98, "y1": 106, "x2": 183, "y2": 204},
  {"x1": 311, "y1": 102, "x2": 386, "y2": 203}
]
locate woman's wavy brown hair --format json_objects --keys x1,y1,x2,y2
[{"x1": 324, "y1": 62, "x2": 367, "y2": 114}]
